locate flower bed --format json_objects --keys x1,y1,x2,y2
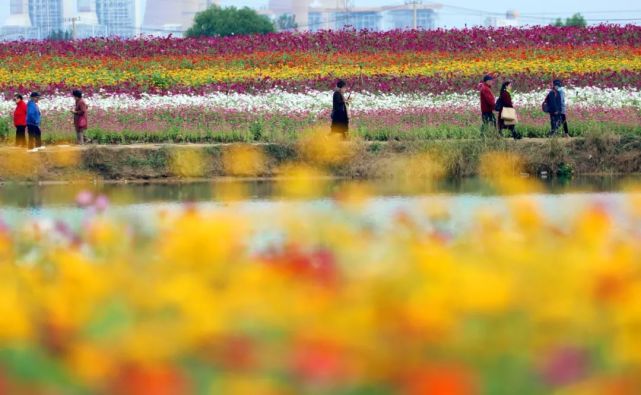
[
  {"x1": 1, "y1": 26, "x2": 640, "y2": 141},
  {"x1": 1, "y1": 26, "x2": 641, "y2": 95},
  {"x1": 1, "y1": 88, "x2": 639, "y2": 143}
]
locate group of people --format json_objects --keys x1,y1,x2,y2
[
  {"x1": 12, "y1": 90, "x2": 88, "y2": 149},
  {"x1": 330, "y1": 77, "x2": 571, "y2": 140},
  {"x1": 479, "y1": 75, "x2": 570, "y2": 139}
]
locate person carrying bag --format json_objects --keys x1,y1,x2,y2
[{"x1": 497, "y1": 81, "x2": 521, "y2": 140}]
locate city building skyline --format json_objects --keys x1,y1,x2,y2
[
  {"x1": 0, "y1": 0, "x2": 221, "y2": 39},
  {"x1": 3, "y1": 0, "x2": 639, "y2": 41}
]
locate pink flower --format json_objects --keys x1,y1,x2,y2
[{"x1": 75, "y1": 191, "x2": 94, "y2": 208}]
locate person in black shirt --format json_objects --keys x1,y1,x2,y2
[{"x1": 331, "y1": 80, "x2": 350, "y2": 138}]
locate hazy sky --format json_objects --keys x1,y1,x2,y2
[
  {"x1": 221, "y1": 0, "x2": 641, "y2": 28},
  {"x1": 1, "y1": 1, "x2": 638, "y2": 31}
]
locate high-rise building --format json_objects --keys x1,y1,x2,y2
[
  {"x1": 96, "y1": 0, "x2": 136, "y2": 37},
  {"x1": 143, "y1": 0, "x2": 209, "y2": 33},
  {"x1": 74, "y1": 0, "x2": 98, "y2": 25},
  {"x1": 28, "y1": 0, "x2": 64, "y2": 37},
  {"x1": 268, "y1": 0, "x2": 314, "y2": 28},
  {"x1": 6, "y1": 0, "x2": 31, "y2": 27},
  {"x1": 388, "y1": 9, "x2": 437, "y2": 30},
  {"x1": 485, "y1": 10, "x2": 520, "y2": 27},
  {"x1": 1, "y1": 0, "x2": 31, "y2": 39},
  {"x1": 265, "y1": 2, "x2": 441, "y2": 32}
]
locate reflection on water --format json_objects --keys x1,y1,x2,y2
[{"x1": 0, "y1": 176, "x2": 638, "y2": 208}]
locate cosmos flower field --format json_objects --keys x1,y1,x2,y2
[
  {"x1": 1, "y1": 25, "x2": 641, "y2": 142},
  {"x1": 2, "y1": 24, "x2": 641, "y2": 395}
]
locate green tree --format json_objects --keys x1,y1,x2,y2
[
  {"x1": 275, "y1": 13, "x2": 298, "y2": 31},
  {"x1": 553, "y1": 13, "x2": 587, "y2": 27},
  {"x1": 48, "y1": 29, "x2": 72, "y2": 41},
  {"x1": 186, "y1": 6, "x2": 275, "y2": 38}
]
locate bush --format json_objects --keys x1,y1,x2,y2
[{"x1": 186, "y1": 6, "x2": 275, "y2": 38}]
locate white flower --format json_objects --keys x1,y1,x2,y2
[{"x1": 1, "y1": 87, "x2": 639, "y2": 115}]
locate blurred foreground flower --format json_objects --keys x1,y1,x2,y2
[
  {"x1": 479, "y1": 151, "x2": 540, "y2": 194},
  {"x1": 223, "y1": 144, "x2": 266, "y2": 177},
  {"x1": 297, "y1": 129, "x2": 354, "y2": 168},
  {"x1": 0, "y1": 194, "x2": 640, "y2": 393},
  {"x1": 169, "y1": 148, "x2": 206, "y2": 178},
  {"x1": 276, "y1": 165, "x2": 328, "y2": 199}
]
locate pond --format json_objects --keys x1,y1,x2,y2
[
  {"x1": 0, "y1": 175, "x2": 636, "y2": 208},
  {"x1": 1, "y1": 176, "x2": 639, "y2": 236}
]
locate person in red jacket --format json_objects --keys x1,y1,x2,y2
[
  {"x1": 13, "y1": 93, "x2": 27, "y2": 147},
  {"x1": 479, "y1": 75, "x2": 496, "y2": 133}
]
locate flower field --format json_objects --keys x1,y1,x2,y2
[
  {"x1": 3, "y1": 24, "x2": 641, "y2": 395},
  {"x1": 2, "y1": 25, "x2": 641, "y2": 95},
  {"x1": 1, "y1": 25, "x2": 641, "y2": 142},
  {"x1": 2, "y1": 168, "x2": 641, "y2": 393}
]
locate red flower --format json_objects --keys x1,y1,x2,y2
[{"x1": 401, "y1": 364, "x2": 478, "y2": 395}]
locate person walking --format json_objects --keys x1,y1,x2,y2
[
  {"x1": 497, "y1": 81, "x2": 521, "y2": 140},
  {"x1": 479, "y1": 75, "x2": 496, "y2": 134},
  {"x1": 71, "y1": 90, "x2": 88, "y2": 145},
  {"x1": 13, "y1": 94, "x2": 27, "y2": 147},
  {"x1": 556, "y1": 79, "x2": 570, "y2": 137},
  {"x1": 544, "y1": 81, "x2": 563, "y2": 137},
  {"x1": 331, "y1": 80, "x2": 350, "y2": 139},
  {"x1": 26, "y1": 92, "x2": 42, "y2": 150}
]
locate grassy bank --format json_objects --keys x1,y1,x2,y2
[
  {"x1": 0, "y1": 134, "x2": 639, "y2": 182},
  {"x1": 3, "y1": 108, "x2": 641, "y2": 145}
]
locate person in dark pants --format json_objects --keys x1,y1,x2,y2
[
  {"x1": 545, "y1": 81, "x2": 564, "y2": 137},
  {"x1": 479, "y1": 75, "x2": 496, "y2": 134},
  {"x1": 556, "y1": 79, "x2": 569, "y2": 137},
  {"x1": 13, "y1": 94, "x2": 27, "y2": 147},
  {"x1": 497, "y1": 81, "x2": 521, "y2": 140},
  {"x1": 331, "y1": 79, "x2": 350, "y2": 139},
  {"x1": 71, "y1": 90, "x2": 88, "y2": 145},
  {"x1": 26, "y1": 92, "x2": 42, "y2": 149}
]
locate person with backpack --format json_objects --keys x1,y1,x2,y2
[
  {"x1": 543, "y1": 80, "x2": 563, "y2": 137},
  {"x1": 497, "y1": 81, "x2": 521, "y2": 140},
  {"x1": 13, "y1": 93, "x2": 27, "y2": 147},
  {"x1": 479, "y1": 75, "x2": 496, "y2": 133}
]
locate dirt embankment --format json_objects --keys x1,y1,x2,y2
[{"x1": 0, "y1": 135, "x2": 639, "y2": 182}]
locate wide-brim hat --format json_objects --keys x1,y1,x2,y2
[{"x1": 30, "y1": 92, "x2": 41, "y2": 98}]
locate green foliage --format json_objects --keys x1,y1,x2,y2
[
  {"x1": 0, "y1": 116, "x2": 10, "y2": 142},
  {"x1": 147, "y1": 71, "x2": 176, "y2": 90},
  {"x1": 553, "y1": 13, "x2": 587, "y2": 28},
  {"x1": 249, "y1": 120, "x2": 264, "y2": 141},
  {"x1": 186, "y1": 6, "x2": 275, "y2": 38},
  {"x1": 275, "y1": 13, "x2": 298, "y2": 31},
  {"x1": 557, "y1": 163, "x2": 574, "y2": 178},
  {"x1": 48, "y1": 30, "x2": 72, "y2": 41}
]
